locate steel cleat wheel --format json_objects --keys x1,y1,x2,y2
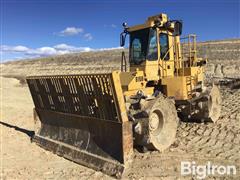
[
  {"x1": 208, "y1": 85, "x2": 222, "y2": 123},
  {"x1": 146, "y1": 95, "x2": 179, "y2": 151}
]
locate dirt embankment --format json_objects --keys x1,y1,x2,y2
[{"x1": 1, "y1": 39, "x2": 240, "y2": 79}]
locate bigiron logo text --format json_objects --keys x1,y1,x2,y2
[{"x1": 181, "y1": 161, "x2": 237, "y2": 179}]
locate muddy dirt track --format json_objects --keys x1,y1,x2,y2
[{"x1": 0, "y1": 76, "x2": 239, "y2": 179}]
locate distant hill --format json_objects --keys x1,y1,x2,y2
[{"x1": 1, "y1": 39, "x2": 240, "y2": 79}]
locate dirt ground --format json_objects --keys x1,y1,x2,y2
[{"x1": 0, "y1": 76, "x2": 239, "y2": 180}]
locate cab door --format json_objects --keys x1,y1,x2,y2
[
  {"x1": 158, "y1": 31, "x2": 174, "y2": 77},
  {"x1": 144, "y1": 28, "x2": 160, "y2": 81}
]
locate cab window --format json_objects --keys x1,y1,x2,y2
[
  {"x1": 159, "y1": 33, "x2": 169, "y2": 60},
  {"x1": 147, "y1": 29, "x2": 158, "y2": 60}
]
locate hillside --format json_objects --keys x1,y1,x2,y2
[{"x1": 1, "y1": 39, "x2": 240, "y2": 78}]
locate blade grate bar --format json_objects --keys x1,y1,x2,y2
[{"x1": 27, "y1": 75, "x2": 119, "y2": 122}]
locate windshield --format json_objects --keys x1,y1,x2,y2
[
  {"x1": 130, "y1": 29, "x2": 149, "y2": 64},
  {"x1": 130, "y1": 28, "x2": 158, "y2": 65}
]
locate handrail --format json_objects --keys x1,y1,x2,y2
[
  {"x1": 180, "y1": 34, "x2": 197, "y2": 69},
  {"x1": 149, "y1": 34, "x2": 198, "y2": 78},
  {"x1": 162, "y1": 43, "x2": 174, "y2": 77},
  {"x1": 121, "y1": 51, "x2": 127, "y2": 72},
  {"x1": 162, "y1": 43, "x2": 174, "y2": 61}
]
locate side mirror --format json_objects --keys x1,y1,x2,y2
[
  {"x1": 120, "y1": 32, "x2": 127, "y2": 47},
  {"x1": 173, "y1": 20, "x2": 183, "y2": 36}
]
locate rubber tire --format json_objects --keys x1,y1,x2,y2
[{"x1": 146, "y1": 95, "x2": 179, "y2": 152}]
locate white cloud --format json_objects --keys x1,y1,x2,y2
[
  {"x1": 1, "y1": 44, "x2": 122, "y2": 61},
  {"x1": 77, "y1": 47, "x2": 92, "y2": 52},
  {"x1": 56, "y1": 27, "x2": 93, "y2": 41},
  {"x1": 0, "y1": 45, "x2": 29, "y2": 52},
  {"x1": 25, "y1": 45, "x2": 91, "y2": 57},
  {"x1": 83, "y1": 33, "x2": 93, "y2": 41},
  {"x1": 12, "y1": 45, "x2": 29, "y2": 52},
  {"x1": 111, "y1": 24, "x2": 117, "y2": 28},
  {"x1": 58, "y1": 27, "x2": 84, "y2": 36},
  {"x1": 96, "y1": 47, "x2": 123, "y2": 51},
  {"x1": 53, "y1": 43, "x2": 92, "y2": 52},
  {"x1": 26, "y1": 47, "x2": 57, "y2": 56},
  {"x1": 53, "y1": 43, "x2": 76, "y2": 50},
  {"x1": 104, "y1": 24, "x2": 117, "y2": 28}
]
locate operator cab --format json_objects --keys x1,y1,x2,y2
[{"x1": 120, "y1": 13, "x2": 182, "y2": 80}]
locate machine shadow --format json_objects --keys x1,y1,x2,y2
[
  {"x1": 177, "y1": 113, "x2": 209, "y2": 124},
  {"x1": 0, "y1": 121, "x2": 35, "y2": 138}
]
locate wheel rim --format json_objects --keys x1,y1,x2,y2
[
  {"x1": 208, "y1": 86, "x2": 221, "y2": 122},
  {"x1": 149, "y1": 109, "x2": 164, "y2": 136}
]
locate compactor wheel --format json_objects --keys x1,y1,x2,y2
[
  {"x1": 140, "y1": 95, "x2": 179, "y2": 152},
  {"x1": 207, "y1": 85, "x2": 222, "y2": 123}
]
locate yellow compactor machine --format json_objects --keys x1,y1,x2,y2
[{"x1": 27, "y1": 13, "x2": 221, "y2": 178}]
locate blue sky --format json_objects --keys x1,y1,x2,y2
[{"x1": 1, "y1": 0, "x2": 239, "y2": 62}]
